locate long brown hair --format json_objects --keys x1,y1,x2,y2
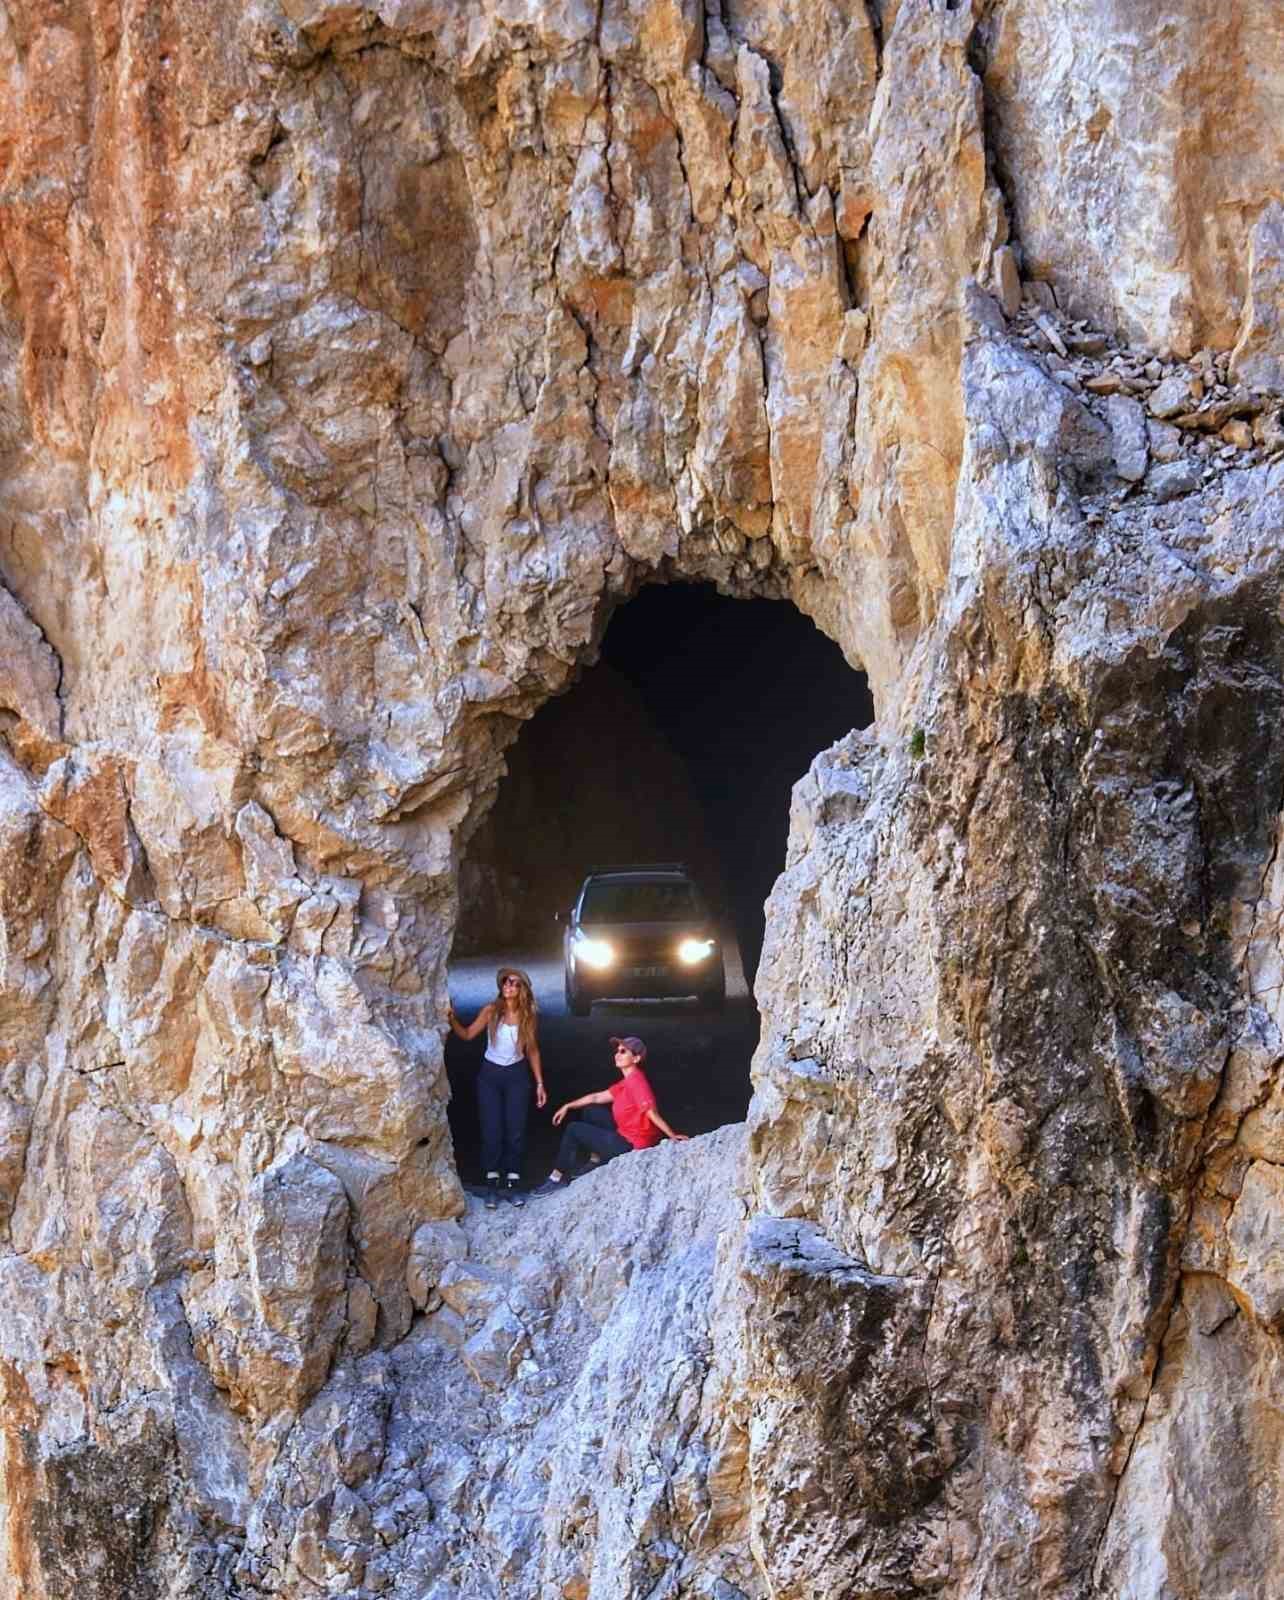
[{"x1": 489, "y1": 968, "x2": 538, "y2": 1058}]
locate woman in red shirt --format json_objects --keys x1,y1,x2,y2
[{"x1": 531, "y1": 1036, "x2": 686, "y2": 1195}]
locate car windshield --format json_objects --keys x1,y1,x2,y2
[{"x1": 580, "y1": 880, "x2": 701, "y2": 922}]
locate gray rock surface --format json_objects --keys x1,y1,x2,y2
[
  {"x1": 1147, "y1": 372, "x2": 1196, "y2": 419},
  {"x1": 1148, "y1": 459, "x2": 1203, "y2": 503},
  {"x1": 2, "y1": 4, "x2": 1284, "y2": 1598},
  {"x1": 1106, "y1": 393, "x2": 1150, "y2": 481},
  {"x1": 236, "y1": 1126, "x2": 752, "y2": 1598}
]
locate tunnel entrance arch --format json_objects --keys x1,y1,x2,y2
[{"x1": 446, "y1": 581, "x2": 874, "y2": 1188}]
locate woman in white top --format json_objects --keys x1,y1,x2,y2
[{"x1": 449, "y1": 967, "x2": 546, "y2": 1208}]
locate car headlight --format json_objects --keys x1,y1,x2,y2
[
  {"x1": 575, "y1": 936, "x2": 615, "y2": 970},
  {"x1": 677, "y1": 937, "x2": 715, "y2": 965}
]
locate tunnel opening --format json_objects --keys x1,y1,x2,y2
[{"x1": 447, "y1": 581, "x2": 874, "y2": 1187}]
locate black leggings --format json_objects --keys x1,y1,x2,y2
[
  {"x1": 477, "y1": 1059, "x2": 531, "y2": 1176},
  {"x1": 555, "y1": 1105, "x2": 631, "y2": 1172}
]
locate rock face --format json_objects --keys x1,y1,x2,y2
[{"x1": 2, "y1": 3, "x2": 1284, "y2": 1598}]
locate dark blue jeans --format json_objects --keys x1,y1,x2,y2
[
  {"x1": 555, "y1": 1105, "x2": 631, "y2": 1173},
  {"x1": 477, "y1": 1059, "x2": 531, "y2": 1176}
]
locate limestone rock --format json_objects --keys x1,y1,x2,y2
[
  {"x1": 461, "y1": 1305, "x2": 530, "y2": 1390},
  {"x1": 1106, "y1": 392, "x2": 1150, "y2": 481},
  {"x1": 1231, "y1": 200, "x2": 1284, "y2": 391},
  {"x1": 3, "y1": 2, "x2": 1284, "y2": 1597},
  {"x1": 985, "y1": 0, "x2": 1284, "y2": 354},
  {"x1": 406, "y1": 1218, "x2": 468, "y2": 1311},
  {"x1": 741, "y1": 1217, "x2": 940, "y2": 1598},
  {"x1": 1227, "y1": 1162, "x2": 1284, "y2": 1329},
  {"x1": 0, "y1": 1095, "x2": 32, "y2": 1236},
  {"x1": 236, "y1": 1127, "x2": 751, "y2": 1597},
  {"x1": 1147, "y1": 459, "x2": 1202, "y2": 502},
  {"x1": 1255, "y1": 409, "x2": 1284, "y2": 454},
  {"x1": 437, "y1": 1257, "x2": 512, "y2": 1323},
  {"x1": 1146, "y1": 418, "x2": 1184, "y2": 463},
  {"x1": 234, "y1": 801, "x2": 309, "y2": 941},
  {"x1": 0, "y1": 583, "x2": 61, "y2": 757},
  {"x1": 1239, "y1": 1076, "x2": 1284, "y2": 1164},
  {"x1": 993, "y1": 243, "x2": 1022, "y2": 319},
  {"x1": 245, "y1": 1153, "x2": 351, "y2": 1414},
  {"x1": 1148, "y1": 373, "x2": 1196, "y2": 419}
]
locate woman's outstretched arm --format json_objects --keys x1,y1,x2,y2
[
  {"x1": 448, "y1": 1002, "x2": 491, "y2": 1042},
  {"x1": 551, "y1": 1088, "x2": 613, "y2": 1125},
  {"x1": 646, "y1": 1106, "x2": 688, "y2": 1142}
]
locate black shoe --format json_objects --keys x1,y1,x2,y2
[
  {"x1": 506, "y1": 1176, "x2": 526, "y2": 1208},
  {"x1": 485, "y1": 1174, "x2": 500, "y2": 1210},
  {"x1": 529, "y1": 1177, "x2": 565, "y2": 1199}
]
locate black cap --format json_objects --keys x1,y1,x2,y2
[{"x1": 609, "y1": 1035, "x2": 647, "y2": 1061}]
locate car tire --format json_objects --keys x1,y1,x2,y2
[{"x1": 565, "y1": 973, "x2": 592, "y2": 1017}]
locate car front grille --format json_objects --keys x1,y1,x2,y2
[{"x1": 613, "y1": 942, "x2": 676, "y2": 966}]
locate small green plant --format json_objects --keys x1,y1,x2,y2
[{"x1": 909, "y1": 726, "x2": 926, "y2": 760}]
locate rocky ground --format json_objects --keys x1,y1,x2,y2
[
  {"x1": 1000, "y1": 275, "x2": 1284, "y2": 509},
  {"x1": 235, "y1": 1125, "x2": 755, "y2": 1600}
]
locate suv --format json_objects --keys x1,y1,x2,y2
[{"x1": 560, "y1": 864, "x2": 726, "y2": 1016}]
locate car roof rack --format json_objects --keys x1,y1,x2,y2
[{"x1": 585, "y1": 862, "x2": 690, "y2": 876}]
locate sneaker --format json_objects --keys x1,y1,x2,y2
[
  {"x1": 529, "y1": 1177, "x2": 565, "y2": 1199},
  {"x1": 506, "y1": 1175, "x2": 526, "y2": 1208},
  {"x1": 485, "y1": 1174, "x2": 500, "y2": 1210}
]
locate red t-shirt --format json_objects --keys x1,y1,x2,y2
[{"x1": 609, "y1": 1068, "x2": 661, "y2": 1149}]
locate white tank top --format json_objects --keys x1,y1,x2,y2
[{"x1": 484, "y1": 1020, "x2": 524, "y2": 1066}]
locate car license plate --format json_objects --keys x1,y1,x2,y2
[{"x1": 631, "y1": 966, "x2": 666, "y2": 979}]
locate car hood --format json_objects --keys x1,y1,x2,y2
[{"x1": 577, "y1": 920, "x2": 717, "y2": 940}]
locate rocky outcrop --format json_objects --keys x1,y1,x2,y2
[
  {"x1": 2, "y1": 1, "x2": 1284, "y2": 1597},
  {"x1": 236, "y1": 1126, "x2": 752, "y2": 1599},
  {"x1": 747, "y1": 381, "x2": 1284, "y2": 1596},
  {"x1": 981, "y1": 0, "x2": 1284, "y2": 366}
]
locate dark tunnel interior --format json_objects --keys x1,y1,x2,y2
[
  {"x1": 447, "y1": 582, "x2": 874, "y2": 1184},
  {"x1": 595, "y1": 584, "x2": 875, "y2": 979}
]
